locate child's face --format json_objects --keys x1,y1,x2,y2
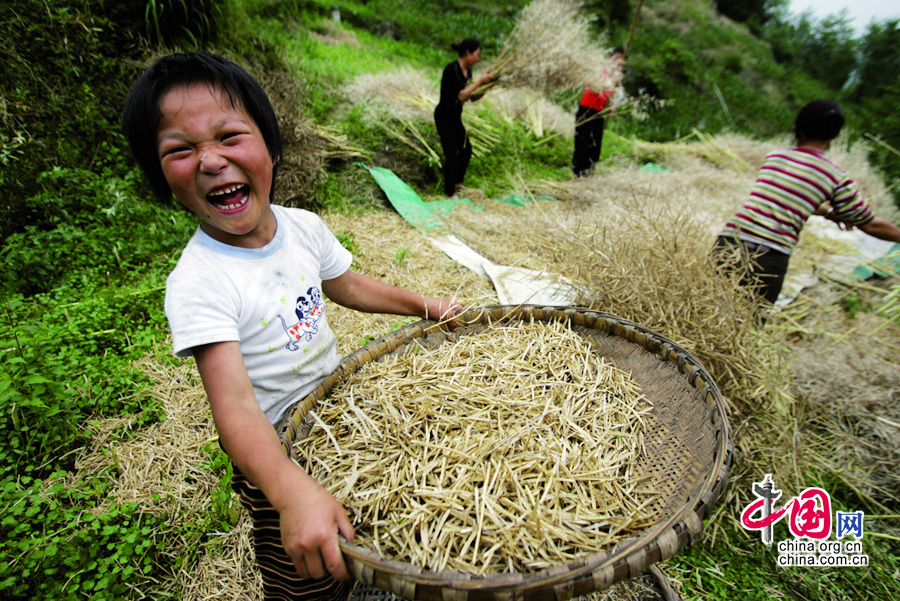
[{"x1": 157, "y1": 83, "x2": 276, "y2": 248}]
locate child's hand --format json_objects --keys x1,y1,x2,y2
[
  {"x1": 277, "y1": 475, "x2": 355, "y2": 581},
  {"x1": 819, "y1": 204, "x2": 853, "y2": 231},
  {"x1": 423, "y1": 297, "x2": 463, "y2": 330}
]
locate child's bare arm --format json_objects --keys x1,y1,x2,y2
[
  {"x1": 322, "y1": 271, "x2": 462, "y2": 327},
  {"x1": 859, "y1": 217, "x2": 900, "y2": 243},
  {"x1": 192, "y1": 341, "x2": 355, "y2": 581}
]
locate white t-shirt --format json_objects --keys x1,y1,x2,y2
[{"x1": 165, "y1": 205, "x2": 353, "y2": 424}]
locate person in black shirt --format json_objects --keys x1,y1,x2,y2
[{"x1": 434, "y1": 38, "x2": 493, "y2": 198}]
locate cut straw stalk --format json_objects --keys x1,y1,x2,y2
[
  {"x1": 474, "y1": 0, "x2": 618, "y2": 96},
  {"x1": 295, "y1": 319, "x2": 657, "y2": 575},
  {"x1": 625, "y1": 128, "x2": 756, "y2": 175}
]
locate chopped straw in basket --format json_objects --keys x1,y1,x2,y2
[{"x1": 294, "y1": 319, "x2": 659, "y2": 575}]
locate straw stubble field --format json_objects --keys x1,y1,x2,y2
[{"x1": 76, "y1": 133, "x2": 899, "y2": 600}]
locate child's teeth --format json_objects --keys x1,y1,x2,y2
[{"x1": 211, "y1": 185, "x2": 241, "y2": 196}]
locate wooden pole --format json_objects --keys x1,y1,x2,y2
[{"x1": 624, "y1": 0, "x2": 645, "y2": 58}]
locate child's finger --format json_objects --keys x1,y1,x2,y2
[
  {"x1": 440, "y1": 300, "x2": 463, "y2": 331},
  {"x1": 322, "y1": 536, "x2": 350, "y2": 581}
]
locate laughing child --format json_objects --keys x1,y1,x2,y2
[{"x1": 122, "y1": 52, "x2": 461, "y2": 601}]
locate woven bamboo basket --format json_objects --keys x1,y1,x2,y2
[{"x1": 279, "y1": 305, "x2": 732, "y2": 601}]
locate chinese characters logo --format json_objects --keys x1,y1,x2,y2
[{"x1": 740, "y1": 474, "x2": 868, "y2": 567}]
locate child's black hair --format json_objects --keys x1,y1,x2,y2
[
  {"x1": 451, "y1": 38, "x2": 481, "y2": 57},
  {"x1": 794, "y1": 99, "x2": 844, "y2": 143},
  {"x1": 122, "y1": 52, "x2": 282, "y2": 203}
]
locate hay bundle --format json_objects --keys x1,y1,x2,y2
[
  {"x1": 250, "y1": 61, "x2": 327, "y2": 207},
  {"x1": 344, "y1": 69, "x2": 505, "y2": 161},
  {"x1": 625, "y1": 129, "x2": 757, "y2": 176},
  {"x1": 480, "y1": 0, "x2": 618, "y2": 94},
  {"x1": 344, "y1": 67, "x2": 438, "y2": 123},
  {"x1": 295, "y1": 319, "x2": 658, "y2": 575},
  {"x1": 311, "y1": 124, "x2": 369, "y2": 162},
  {"x1": 484, "y1": 87, "x2": 573, "y2": 137}
]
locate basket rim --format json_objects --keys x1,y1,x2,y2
[{"x1": 279, "y1": 305, "x2": 733, "y2": 595}]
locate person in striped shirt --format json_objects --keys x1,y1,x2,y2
[{"x1": 715, "y1": 99, "x2": 900, "y2": 304}]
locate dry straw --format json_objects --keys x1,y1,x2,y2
[
  {"x1": 436, "y1": 133, "x2": 900, "y2": 544},
  {"x1": 478, "y1": 0, "x2": 618, "y2": 94},
  {"x1": 483, "y1": 87, "x2": 573, "y2": 137},
  {"x1": 312, "y1": 123, "x2": 370, "y2": 162},
  {"x1": 72, "y1": 124, "x2": 899, "y2": 599},
  {"x1": 295, "y1": 319, "x2": 658, "y2": 575},
  {"x1": 344, "y1": 69, "x2": 503, "y2": 161},
  {"x1": 70, "y1": 356, "x2": 262, "y2": 600},
  {"x1": 624, "y1": 129, "x2": 757, "y2": 177}
]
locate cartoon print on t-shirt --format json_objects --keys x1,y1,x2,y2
[{"x1": 277, "y1": 286, "x2": 325, "y2": 350}]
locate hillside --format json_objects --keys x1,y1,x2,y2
[{"x1": 1, "y1": 1, "x2": 899, "y2": 600}]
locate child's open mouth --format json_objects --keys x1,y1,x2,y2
[{"x1": 207, "y1": 184, "x2": 250, "y2": 213}]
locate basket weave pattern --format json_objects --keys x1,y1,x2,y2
[{"x1": 279, "y1": 306, "x2": 732, "y2": 601}]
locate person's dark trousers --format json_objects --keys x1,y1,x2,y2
[
  {"x1": 573, "y1": 105, "x2": 605, "y2": 176},
  {"x1": 435, "y1": 114, "x2": 472, "y2": 197},
  {"x1": 713, "y1": 235, "x2": 790, "y2": 304}
]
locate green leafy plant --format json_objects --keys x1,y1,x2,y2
[{"x1": 394, "y1": 246, "x2": 411, "y2": 264}]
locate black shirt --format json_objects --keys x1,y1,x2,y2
[{"x1": 435, "y1": 60, "x2": 471, "y2": 121}]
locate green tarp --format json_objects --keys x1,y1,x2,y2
[
  {"x1": 359, "y1": 163, "x2": 557, "y2": 229},
  {"x1": 851, "y1": 243, "x2": 900, "y2": 280},
  {"x1": 359, "y1": 164, "x2": 478, "y2": 232}
]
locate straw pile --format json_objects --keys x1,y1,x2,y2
[
  {"x1": 343, "y1": 68, "x2": 576, "y2": 141},
  {"x1": 70, "y1": 355, "x2": 262, "y2": 600},
  {"x1": 344, "y1": 68, "x2": 504, "y2": 161},
  {"x1": 250, "y1": 62, "x2": 328, "y2": 208},
  {"x1": 296, "y1": 319, "x2": 658, "y2": 575},
  {"x1": 344, "y1": 67, "x2": 439, "y2": 123},
  {"x1": 625, "y1": 129, "x2": 757, "y2": 177},
  {"x1": 435, "y1": 134, "x2": 900, "y2": 549},
  {"x1": 78, "y1": 125, "x2": 898, "y2": 599},
  {"x1": 480, "y1": 0, "x2": 618, "y2": 94},
  {"x1": 485, "y1": 87, "x2": 574, "y2": 137},
  {"x1": 437, "y1": 146, "x2": 778, "y2": 413}
]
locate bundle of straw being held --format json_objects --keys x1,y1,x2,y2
[
  {"x1": 295, "y1": 318, "x2": 658, "y2": 576},
  {"x1": 477, "y1": 0, "x2": 620, "y2": 95}
]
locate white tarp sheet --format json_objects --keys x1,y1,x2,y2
[
  {"x1": 428, "y1": 234, "x2": 579, "y2": 306},
  {"x1": 776, "y1": 220, "x2": 897, "y2": 308}
]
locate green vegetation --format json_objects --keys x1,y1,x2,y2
[{"x1": 1, "y1": 0, "x2": 899, "y2": 598}]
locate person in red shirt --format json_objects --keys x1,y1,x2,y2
[{"x1": 573, "y1": 47, "x2": 624, "y2": 177}]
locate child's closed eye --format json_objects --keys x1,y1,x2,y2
[
  {"x1": 221, "y1": 132, "x2": 246, "y2": 144},
  {"x1": 165, "y1": 147, "x2": 192, "y2": 156}
]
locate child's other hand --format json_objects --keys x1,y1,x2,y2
[
  {"x1": 820, "y1": 204, "x2": 853, "y2": 230},
  {"x1": 424, "y1": 297, "x2": 463, "y2": 330},
  {"x1": 277, "y1": 475, "x2": 355, "y2": 581}
]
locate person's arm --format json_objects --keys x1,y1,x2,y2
[
  {"x1": 458, "y1": 70, "x2": 494, "y2": 102},
  {"x1": 193, "y1": 341, "x2": 355, "y2": 581},
  {"x1": 322, "y1": 271, "x2": 461, "y2": 327},
  {"x1": 858, "y1": 217, "x2": 900, "y2": 243}
]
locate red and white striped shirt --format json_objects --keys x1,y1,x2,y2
[{"x1": 722, "y1": 147, "x2": 873, "y2": 255}]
